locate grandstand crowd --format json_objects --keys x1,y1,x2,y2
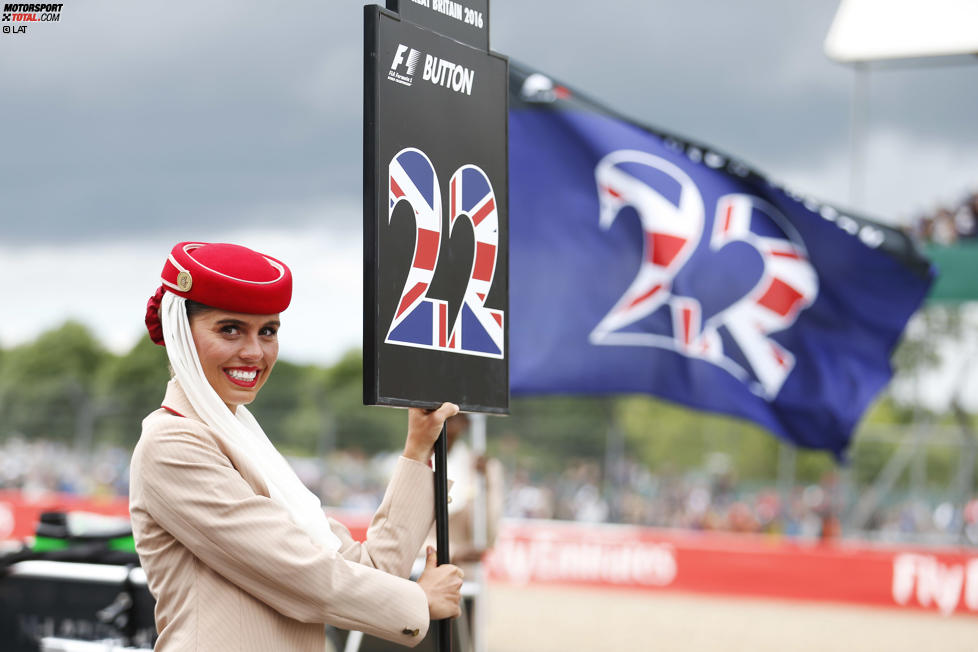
[
  {"x1": 3, "y1": 438, "x2": 976, "y2": 547},
  {"x1": 906, "y1": 189, "x2": 978, "y2": 245}
]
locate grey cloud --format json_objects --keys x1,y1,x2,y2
[
  {"x1": 493, "y1": 0, "x2": 854, "y2": 170},
  {"x1": 1, "y1": 1, "x2": 366, "y2": 244},
  {"x1": 1, "y1": 0, "x2": 974, "y2": 245},
  {"x1": 493, "y1": 0, "x2": 975, "y2": 195}
]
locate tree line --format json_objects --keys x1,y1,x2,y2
[{"x1": 0, "y1": 318, "x2": 971, "y2": 493}]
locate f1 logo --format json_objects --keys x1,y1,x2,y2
[
  {"x1": 391, "y1": 44, "x2": 420, "y2": 76},
  {"x1": 392, "y1": 44, "x2": 409, "y2": 70}
]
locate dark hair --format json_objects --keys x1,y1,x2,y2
[{"x1": 185, "y1": 299, "x2": 215, "y2": 322}]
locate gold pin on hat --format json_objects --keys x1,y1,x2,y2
[{"x1": 176, "y1": 271, "x2": 193, "y2": 292}]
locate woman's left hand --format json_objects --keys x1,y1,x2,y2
[{"x1": 403, "y1": 402, "x2": 459, "y2": 464}]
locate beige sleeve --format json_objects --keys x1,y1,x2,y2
[
  {"x1": 135, "y1": 423, "x2": 431, "y2": 646},
  {"x1": 328, "y1": 457, "x2": 438, "y2": 577}
]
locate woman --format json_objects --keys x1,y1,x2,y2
[{"x1": 130, "y1": 241, "x2": 462, "y2": 650}]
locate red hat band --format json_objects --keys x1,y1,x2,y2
[{"x1": 160, "y1": 242, "x2": 293, "y2": 314}]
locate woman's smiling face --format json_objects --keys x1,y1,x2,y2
[{"x1": 189, "y1": 309, "x2": 280, "y2": 412}]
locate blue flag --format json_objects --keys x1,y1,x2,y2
[{"x1": 507, "y1": 62, "x2": 934, "y2": 458}]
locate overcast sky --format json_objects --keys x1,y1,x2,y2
[{"x1": 1, "y1": 0, "x2": 976, "y2": 364}]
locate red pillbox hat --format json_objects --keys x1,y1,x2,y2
[{"x1": 161, "y1": 241, "x2": 293, "y2": 314}]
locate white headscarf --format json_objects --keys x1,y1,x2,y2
[{"x1": 160, "y1": 291, "x2": 341, "y2": 551}]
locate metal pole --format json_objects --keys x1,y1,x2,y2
[
  {"x1": 847, "y1": 424, "x2": 927, "y2": 531},
  {"x1": 434, "y1": 422, "x2": 452, "y2": 652},
  {"x1": 950, "y1": 338, "x2": 978, "y2": 543},
  {"x1": 849, "y1": 62, "x2": 869, "y2": 210},
  {"x1": 776, "y1": 441, "x2": 796, "y2": 512},
  {"x1": 603, "y1": 402, "x2": 624, "y2": 522},
  {"x1": 469, "y1": 413, "x2": 488, "y2": 652},
  {"x1": 471, "y1": 414, "x2": 488, "y2": 549}
]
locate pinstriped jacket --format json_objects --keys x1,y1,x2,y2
[{"x1": 129, "y1": 380, "x2": 433, "y2": 650}]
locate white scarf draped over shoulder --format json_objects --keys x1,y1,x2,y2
[{"x1": 160, "y1": 291, "x2": 341, "y2": 552}]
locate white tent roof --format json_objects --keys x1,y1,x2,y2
[{"x1": 825, "y1": 0, "x2": 978, "y2": 63}]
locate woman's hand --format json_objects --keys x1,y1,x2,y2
[
  {"x1": 417, "y1": 546, "x2": 463, "y2": 620},
  {"x1": 403, "y1": 402, "x2": 459, "y2": 464}
]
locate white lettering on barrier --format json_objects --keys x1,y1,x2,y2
[
  {"x1": 892, "y1": 553, "x2": 972, "y2": 615},
  {"x1": 492, "y1": 535, "x2": 677, "y2": 587},
  {"x1": 892, "y1": 554, "x2": 914, "y2": 605}
]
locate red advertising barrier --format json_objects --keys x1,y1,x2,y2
[
  {"x1": 485, "y1": 519, "x2": 978, "y2": 617},
  {"x1": 4, "y1": 492, "x2": 976, "y2": 617},
  {"x1": 0, "y1": 490, "x2": 130, "y2": 541}
]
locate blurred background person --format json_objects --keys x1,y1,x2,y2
[{"x1": 437, "y1": 414, "x2": 504, "y2": 565}]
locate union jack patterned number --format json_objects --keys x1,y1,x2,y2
[
  {"x1": 591, "y1": 149, "x2": 818, "y2": 399},
  {"x1": 385, "y1": 147, "x2": 504, "y2": 359}
]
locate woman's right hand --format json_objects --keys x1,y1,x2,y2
[
  {"x1": 403, "y1": 403, "x2": 459, "y2": 464},
  {"x1": 417, "y1": 546, "x2": 463, "y2": 620}
]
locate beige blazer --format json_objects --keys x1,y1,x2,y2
[{"x1": 129, "y1": 380, "x2": 432, "y2": 651}]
